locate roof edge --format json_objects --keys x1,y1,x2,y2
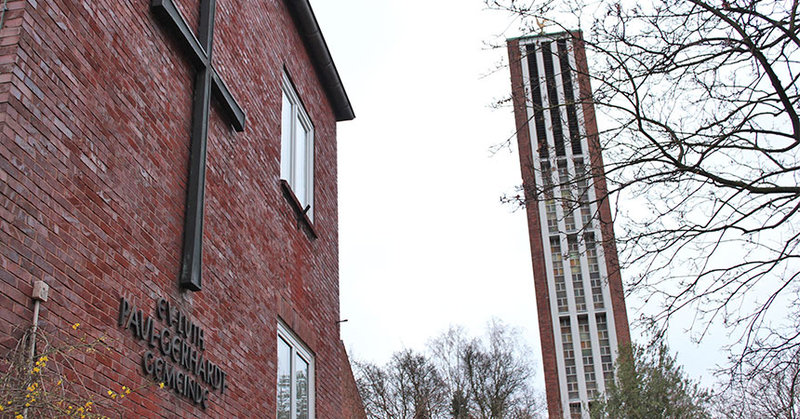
[
  {"x1": 506, "y1": 29, "x2": 583, "y2": 43},
  {"x1": 284, "y1": 0, "x2": 355, "y2": 121}
]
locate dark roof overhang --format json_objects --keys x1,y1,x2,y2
[{"x1": 284, "y1": 0, "x2": 355, "y2": 121}]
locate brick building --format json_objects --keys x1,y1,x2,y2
[
  {"x1": 507, "y1": 32, "x2": 631, "y2": 419},
  {"x1": 0, "y1": 0, "x2": 365, "y2": 417}
]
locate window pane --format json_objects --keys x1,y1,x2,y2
[
  {"x1": 293, "y1": 114, "x2": 308, "y2": 207},
  {"x1": 277, "y1": 337, "x2": 292, "y2": 419},
  {"x1": 295, "y1": 355, "x2": 310, "y2": 419},
  {"x1": 570, "y1": 402, "x2": 582, "y2": 418},
  {"x1": 280, "y1": 93, "x2": 293, "y2": 181},
  {"x1": 281, "y1": 74, "x2": 315, "y2": 219}
]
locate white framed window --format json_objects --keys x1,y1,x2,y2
[
  {"x1": 280, "y1": 73, "x2": 315, "y2": 221},
  {"x1": 277, "y1": 321, "x2": 315, "y2": 419}
]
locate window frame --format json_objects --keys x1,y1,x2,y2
[
  {"x1": 277, "y1": 321, "x2": 316, "y2": 419},
  {"x1": 280, "y1": 72, "x2": 315, "y2": 222}
]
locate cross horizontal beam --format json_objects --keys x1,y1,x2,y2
[{"x1": 152, "y1": 0, "x2": 246, "y2": 132}]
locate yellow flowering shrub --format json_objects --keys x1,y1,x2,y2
[{"x1": 0, "y1": 322, "x2": 159, "y2": 418}]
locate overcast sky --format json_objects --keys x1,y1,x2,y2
[{"x1": 311, "y1": 0, "x2": 723, "y2": 390}]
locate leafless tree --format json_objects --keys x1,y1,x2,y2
[
  {"x1": 427, "y1": 326, "x2": 471, "y2": 418},
  {"x1": 355, "y1": 322, "x2": 544, "y2": 419},
  {"x1": 716, "y1": 343, "x2": 800, "y2": 418},
  {"x1": 459, "y1": 323, "x2": 539, "y2": 419},
  {"x1": 428, "y1": 321, "x2": 544, "y2": 419},
  {"x1": 489, "y1": 0, "x2": 800, "y2": 372},
  {"x1": 355, "y1": 349, "x2": 447, "y2": 419}
]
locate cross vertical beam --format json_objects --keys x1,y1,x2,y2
[
  {"x1": 182, "y1": 0, "x2": 215, "y2": 292},
  {"x1": 152, "y1": 0, "x2": 246, "y2": 291}
]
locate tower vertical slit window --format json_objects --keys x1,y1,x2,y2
[
  {"x1": 574, "y1": 158, "x2": 593, "y2": 229},
  {"x1": 526, "y1": 44, "x2": 549, "y2": 159},
  {"x1": 585, "y1": 233, "x2": 604, "y2": 310},
  {"x1": 558, "y1": 160, "x2": 576, "y2": 232},
  {"x1": 578, "y1": 315, "x2": 597, "y2": 397},
  {"x1": 557, "y1": 39, "x2": 582, "y2": 156},
  {"x1": 561, "y1": 317, "x2": 579, "y2": 400},
  {"x1": 540, "y1": 41, "x2": 566, "y2": 157},
  {"x1": 525, "y1": 45, "x2": 549, "y2": 158},
  {"x1": 568, "y1": 235, "x2": 586, "y2": 312},
  {"x1": 541, "y1": 160, "x2": 559, "y2": 233},
  {"x1": 596, "y1": 313, "x2": 614, "y2": 386},
  {"x1": 551, "y1": 236, "x2": 569, "y2": 313},
  {"x1": 569, "y1": 402, "x2": 582, "y2": 418}
]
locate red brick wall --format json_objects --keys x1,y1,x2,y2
[
  {"x1": 0, "y1": 0, "x2": 346, "y2": 417},
  {"x1": 340, "y1": 342, "x2": 366, "y2": 419},
  {"x1": 0, "y1": 0, "x2": 40, "y2": 350}
]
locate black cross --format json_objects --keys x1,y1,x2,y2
[{"x1": 152, "y1": 0, "x2": 246, "y2": 291}]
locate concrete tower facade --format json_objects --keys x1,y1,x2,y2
[{"x1": 507, "y1": 32, "x2": 631, "y2": 418}]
